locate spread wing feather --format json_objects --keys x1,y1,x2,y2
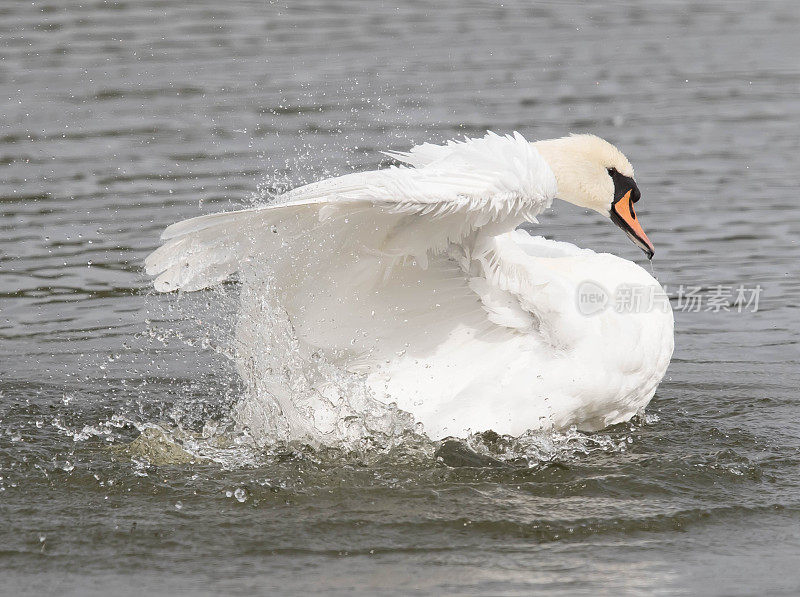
[{"x1": 145, "y1": 132, "x2": 556, "y2": 293}]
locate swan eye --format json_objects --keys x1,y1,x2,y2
[{"x1": 607, "y1": 167, "x2": 641, "y2": 204}]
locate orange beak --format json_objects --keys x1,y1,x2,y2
[{"x1": 610, "y1": 190, "x2": 655, "y2": 259}]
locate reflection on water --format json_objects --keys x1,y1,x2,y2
[{"x1": 2, "y1": 0, "x2": 800, "y2": 594}]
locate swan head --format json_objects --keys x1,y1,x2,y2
[{"x1": 534, "y1": 134, "x2": 655, "y2": 259}]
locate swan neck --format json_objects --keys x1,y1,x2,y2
[{"x1": 532, "y1": 139, "x2": 571, "y2": 201}]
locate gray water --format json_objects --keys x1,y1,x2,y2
[{"x1": 2, "y1": 1, "x2": 800, "y2": 595}]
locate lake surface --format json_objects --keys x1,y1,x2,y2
[{"x1": 2, "y1": 1, "x2": 800, "y2": 594}]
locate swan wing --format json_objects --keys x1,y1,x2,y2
[{"x1": 145, "y1": 131, "x2": 556, "y2": 292}]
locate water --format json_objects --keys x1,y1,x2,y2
[{"x1": 2, "y1": 0, "x2": 800, "y2": 594}]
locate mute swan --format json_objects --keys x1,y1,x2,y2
[{"x1": 146, "y1": 132, "x2": 674, "y2": 440}]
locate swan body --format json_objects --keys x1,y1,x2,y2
[{"x1": 146, "y1": 132, "x2": 674, "y2": 440}]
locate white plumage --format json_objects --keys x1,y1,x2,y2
[{"x1": 146, "y1": 132, "x2": 673, "y2": 440}]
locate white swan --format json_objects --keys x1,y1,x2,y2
[{"x1": 146, "y1": 132, "x2": 674, "y2": 440}]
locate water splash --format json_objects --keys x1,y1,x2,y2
[
  {"x1": 230, "y1": 271, "x2": 418, "y2": 449},
  {"x1": 463, "y1": 425, "x2": 636, "y2": 466}
]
